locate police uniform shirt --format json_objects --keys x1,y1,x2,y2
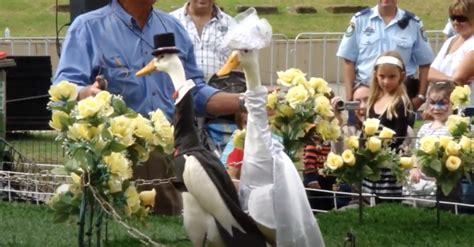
[{"x1": 336, "y1": 6, "x2": 435, "y2": 84}]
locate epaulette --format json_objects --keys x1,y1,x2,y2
[
  {"x1": 398, "y1": 10, "x2": 420, "y2": 29},
  {"x1": 354, "y1": 7, "x2": 371, "y2": 17},
  {"x1": 403, "y1": 10, "x2": 420, "y2": 22}
]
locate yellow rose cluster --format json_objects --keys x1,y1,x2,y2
[
  {"x1": 450, "y1": 85, "x2": 471, "y2": 108},
  {"x1": 269, "y1": 68, "x2": 339, "y2": 162},
  {"x1": 47, "y1": 81, "x2": 174, "y2": 220},
  {"x1": 325, "y1": 118, "x2": 405, "y2": 184},
  {"x1": 417, "y1": 134, "x2": 473, "y2": 196}
]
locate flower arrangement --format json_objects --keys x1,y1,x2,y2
[
  {"x1": 47, "y1": 81, "x2": 174, "y2": 222},
  {"x1": 416, "y1": 85, "x2": 473, "y2": 196},
  {"x1": 324, "y1": 118, "x2": 408, "y2": 186},
  {"x1": 267, "y1": 68, "x2": 340, "y2": 162}
]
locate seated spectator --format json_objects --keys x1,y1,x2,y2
[{"x1": 407, "y1": 81, "x2": 456, "y2": 208}]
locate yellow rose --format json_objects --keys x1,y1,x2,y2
[
  {"x1": 67, "y1": 123, "x2": 93, "y2": 140},
  {"x1": 459, "y1": 136, "x2": 472, "y2": 152},
  {"x1": 367, "y1": 137, "x2": 382, "y2": 153},
  {"x1": 342, "y1": 149, "x2": 356, "y2": 166},
  {"x1": 363, "y1": 118, "x2": 380, "y2": 136},
  {"x1": 445, "y1": 156, "x2": 461, "y2": 171},
  {"x1": 124, "y1": 185, "x2": 141, "y2": 216},
  {"x1": 108, "y1": 175, "x2": 123, "y2": 193},
  {"x1": 308, "y1": 77, "x2": 332, "y2": 95},
  {"x1": 150, "y1": 109, "x2": 167, "y2": 123},
  {"x1": 266, "y1": 91, "x2": 278, "y2": 110},
  {"x1": 276, "y1": 68, "x2": 306, "y2": 87},
  {"x1": 379, "y1": 127, "x2": 396, "y2": 140},
  {"x1": 133, "y1": 115, "x2": 154, "y2": 141},
  {"x1": 419, "y1": 136, "x2": 438, "y2": 155},
  {"x1": 447, "y1": 115, "x2": 470, "y2": 134},
  {"x1": 277, "y1": 104, "x2": 294, "y2": 118},
  {"x1": 233, "y1": 129, "x2": 246, "y2": 149},
  {"x1": 345, "y1": 136, "x2": 359, "y2": 149},
  {"x1": 70, "y1": 173, "x2": 81, "y2": 185},
  {"x1": 439, "y1": 136, "x2": 453, "y2": 149},
  {"x1": 445, "y1": 140, "x2": 461, "y2": 156},
  {"x1": 400, "y1": 156, "x2": 414, "y2": 169},
  {"x1": 103, "y1": 152, "x2": 132, "y2": 179},
  {"x1": 49, "y1": 110, "x2": 69, "y2": 131},
  {"x1": 317, "y1": 119, "x2": 341, "y2": 141},
  {"x1": 285, "y1": 84, "x2": 309, "y2": 108},
  {"x1": 110, "y1": 115, "x2": 136, "y2": 147},
  {"x1": 314, "y1": 96, "x2": 334, "y2": 118},
  {"x1": 139, "y1": 188, "x2": 156, "y2": 208},
  {"x1": 132, "y1": 143, "x2": 150, "y2": 162},
  {"x1": 450, "y1": 85, "x2": 471, "y2": 107},
  {"x1": 152, "y1": 119, "x2": 175, "y2": 154},
  {"x1": 326, "y1": 152, "x2": 343, "y2": 170},
  {"x1": 48, "y1": 80, "x2": 78, "y2": 102},
  {"x1": 95, "y1": 90, "x2": 111, "y2": 105},
  {"x1": 77, "y1": 97, "x2": 103, "y2": 119}
]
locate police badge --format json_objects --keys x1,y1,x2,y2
[
  {"x1": 345, "y1": 22, "x2": 355, "y2": 37},
  {"x1": 420, "y1": 27, "x2": 427, "y2": 42}
]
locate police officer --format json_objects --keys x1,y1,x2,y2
[{"x1": 336, "y1": 0, "x2": 434, "y2": 111}]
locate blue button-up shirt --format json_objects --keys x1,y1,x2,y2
[
  {"x1": 336, "y1": 6, "x2": 434, "y2": 83},
  {"x1": 53, "y1": 0, "x2": 218, "y2": 119}
]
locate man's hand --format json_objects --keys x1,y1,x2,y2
[
  {"x1": 411, "y1": 97, "x2": 424, "y2": 111},
  {"x1": 307, "y1": 181, "x2": 321, "y2": 189},
  {"x1": 77, "y1": 76, "x2": 105, "y2": 100}
]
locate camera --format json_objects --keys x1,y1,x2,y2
[{"x1": 335, "y1": 100, "x2": 360, "y2": 111}]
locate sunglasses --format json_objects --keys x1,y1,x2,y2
[{"x1": 450, "y1": 15, "x2": 469, "y2": 22}]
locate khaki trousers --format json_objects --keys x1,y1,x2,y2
[{"x1": 133, "y1": 150, "x2": 182, "y2": 215}]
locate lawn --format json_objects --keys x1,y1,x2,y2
[
  {"x1": 0, "y1": 0, "x2": 451, "y2": 38},
  {"x1": 1, "y1": 201, "x2": 474, "y2": 246}
]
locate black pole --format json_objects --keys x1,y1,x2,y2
[
  {"x1": 78, "y1": 186, "x2": 88, "y2": 247},
  {"x1": 87, "y1": 198, "x2": 94, "y2": 246},
  {"x1": 436, "y1": 186, "x2": 440, "y2": 226},
  {"x1": 359, "y1": 183, "x2": 363, "y2": 224},
  {"x1": 96, "y1": 209, "x2": 103, "y2": 247}
]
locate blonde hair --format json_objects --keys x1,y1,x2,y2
[
  {"x1": 450, "y1": 0, "x2": 474, "y2": 19},
  {"x1": 367, "y1": 51, "x2": 412, "y2": 120}
]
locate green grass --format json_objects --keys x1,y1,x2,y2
[
  {"x1": 5, "y1": 131, "x2": 64, "y2": 164},
  {"x1": 0, "y1": 0, "x2": 451, "y2": 38},
  {"x1": 1, "y1": 201, "x2": 474, "y2": 246}
]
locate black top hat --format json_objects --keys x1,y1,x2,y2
[{"x1": 151, "y1": 33, "x2": 180, "y2": 56}]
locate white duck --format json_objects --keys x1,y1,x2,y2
[
  {"x1": 136, "y1": 33, "x2": 266, "y2": 247},
  {"x1": 215, "y1": 8, "x2": 325, "y2": 247}
]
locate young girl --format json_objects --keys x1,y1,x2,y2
[
  {"x1": 363, "y1": 51, "x2": 413, "y2": 200},
  {"x1": 408, "y1": 81, "x2": 456, "y2": 208}
]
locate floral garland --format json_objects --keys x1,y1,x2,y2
[
  {"x1": 416, "y1": 85, "x2": 473, "y2": 196},
  {"x1": 47, "y1": 81, "x2": 174, "y2": 222},
  {"x1": 267, "y1": 68, "x2": 340, "y2": 162}
]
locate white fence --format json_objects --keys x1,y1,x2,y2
[{"x1": 0, "y1": 31, "x2": 446, "y2": 90}]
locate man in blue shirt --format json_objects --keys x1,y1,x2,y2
[
  {"x1": 336, "y1": 0, "x2": 434, "y2": 111},
  {"x1": 53, "y1": 0, "x2": 244, "y2": 215}
]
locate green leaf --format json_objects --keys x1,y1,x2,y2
[
  {"x1": 441, "y1": 179, "x2": 456, "y2": 196},
  {"x1": 51, "y1": 166, "x2": 68, "y2": 175},
  {"x1": 430, "y1": 159, "x2": 442, "y2": 173},
  {"x1": 110, "y1": 139, "x2": 126, "y2": 152}
]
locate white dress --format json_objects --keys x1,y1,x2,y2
[{"x1": 431, "y1": 35, "x2": 474, "y2": 104}]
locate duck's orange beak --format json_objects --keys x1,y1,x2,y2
[
  {"x1": 216, "y1": 51, "x2": 240, "y2": 77},
  {"x1": 135, "y1": 59, "x2": 157, "y2": 77}
]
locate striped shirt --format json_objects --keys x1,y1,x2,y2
[
  {"x1": 415, "y1": 122, "x2": 450, "y2": 149},
  {"x1": 170, "y1": 4, "x2": 234, "y2": 81}
]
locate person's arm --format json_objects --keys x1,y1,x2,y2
[
  {"x1": 206, "y1": 92, "x2": 241, "y2": 116},
  {"x1": 428, "y1": 67, "x2": 451, "y2": 82},
  {"x1": 412, "y1": 64, "x2": 430, "y2": 110},
  {"x1": 452, "y1": 51, "x2": 474, "y2": 85},
  {"x1": 342, "y1": 59, "x2": 356, "y2": 101}
]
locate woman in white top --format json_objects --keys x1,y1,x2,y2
[{"x1": 429, "y1": 0, "x2": 474, "y2": 103}]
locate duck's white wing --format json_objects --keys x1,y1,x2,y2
[{"x1": 240, "y1": 87, "x2": 325, "y2": 247}]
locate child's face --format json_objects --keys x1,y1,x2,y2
[
  {"x1": 427, "y1": 91, "x2": 452, "y2": 122},
  {"x1": 375, "y1": 64, "x2": 404, "y2": 94}
]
